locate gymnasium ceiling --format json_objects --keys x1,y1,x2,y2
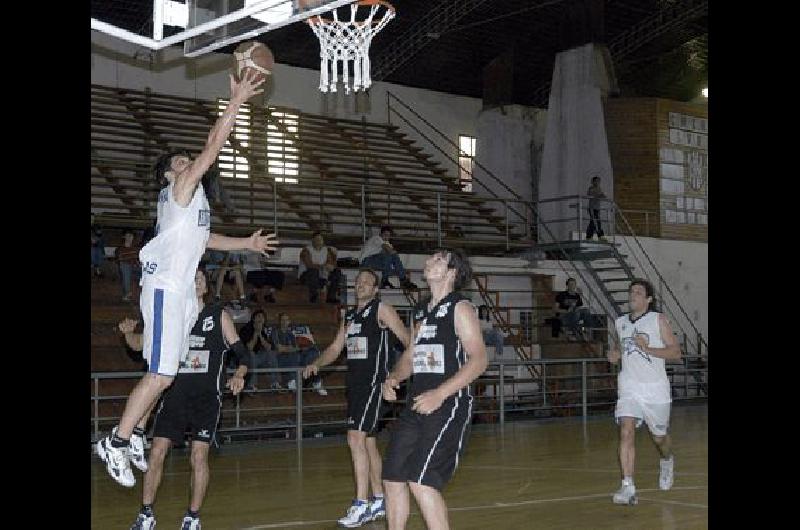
[{"x1": 91, "y1": 0, "x2": 708, "y2": 107}]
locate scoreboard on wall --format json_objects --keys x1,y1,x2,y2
[{"x1": 659, "y1": 111, "x2": 708, "y2": 228}]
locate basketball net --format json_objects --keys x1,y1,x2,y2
[{"x1": 307, "y1": 0, "x2": 395, "y2": 94}]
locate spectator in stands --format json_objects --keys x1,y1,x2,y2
[
  {"x1": 359, "y1": 225, "x2": 417, "y2": 290},
  {"x1": 268, "y1": 312, "x2": 327, "y2": 395},
  {"x1": 243, "y1": 251, "x2": 283, "y2": 304},
  {"x1": 552, "y1": 278, "x2": 592, "y2": 341},
  {"x1": 586, "y1": 175, "x2": 607, "y2": 241},
  {"x1": 477, "y1": 305, "x2": 506, "y2": 357},
  {"x1": 299, "y1": 231, "x2": 343, "y2": 303},
  {"x1": 91, "y1": 223, "x2": 105, "y2": 278},
  {"x1": 238, "y1": 309, "x2": 278, "y2": 390},
  {"x1": 213, "y1": 251, "x2": 247, "y2": 303},
  {"x1": 116, "y1": 229, "x2": 141, "y2": 302}
]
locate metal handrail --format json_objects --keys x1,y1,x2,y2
[{"x1": 610, "y1": 204, "x2": 708, "y2": 354}]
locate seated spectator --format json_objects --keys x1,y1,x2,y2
[
  {"x1": 243, "y1": 251, "x2": 284, "y2": 304},
  {"x1": 552, "y1": 278, "x2": 592, "y2": 341},
  {"x1": 213, "y1": 251, "x2": 247, "y2": 302},
  {"x1": 268, "y1": 312, "x2": 327, "y2": 395},
  {"x1": 477, "y1": 305, "x2": 506, "y2": 357},
  {"x1": 358, "y1": 225, "x2": 417, "y2": 290},
  {"x1": 238, "y1": 310, "x2": 277, "y2": 390},
  {"x1": 91, "y1": 224, "x2": 105, "y2": 278},
  {"x1": 298, "y1": 231, "x2": 343, "y2": 303},
  {"x1": 115, "y1": 229, "x2": 141, "y2": 302}
]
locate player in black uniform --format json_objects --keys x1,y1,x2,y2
[
  {"x1": 303, "y1": 268, "x2": 410, "y2": 528},
  {"x1": 118, "y1": 268, "x2": 251, "y2": 530},
  {"x1": 381, "y1": 249, "x2": 487, "y2": 530}
]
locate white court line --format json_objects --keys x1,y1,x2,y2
[
  {"x1": 238, "y1": 486, "x2": 708, "y2": 529},
  {"x1": 637, "y1": 496, "x2": 708, "y2": 509},
  {"x1": 462, "y1": 464, "x2": 709, "y2": 476}
]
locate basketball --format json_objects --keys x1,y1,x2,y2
[{"x1": 233, "y1": 41, "x2": 274, "y2": 83}]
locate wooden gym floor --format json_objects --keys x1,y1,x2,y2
[{"x1": 91, "y1": 404, "x2": 708, "y2": 529}]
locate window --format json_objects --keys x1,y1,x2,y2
[
  {"x1": 217, "y1": 100, "x2": 251, "y2": 179},
  {"x1": 267, "y1": 108, "x2": 300, "y2": 184},
  {"x1": 458, "y1": 135, "x2": 476, "y2": 192}
]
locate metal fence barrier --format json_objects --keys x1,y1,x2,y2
[{"x1": 90, "y1": 357, "x2": 707, "y2": 444}]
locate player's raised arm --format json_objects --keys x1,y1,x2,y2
[
  {"x1": 173, "y1": 70, "x2": 265, "y2": 205},
  {"x1": 207, "y1": 230, "x2": 279, "y2": 255}
]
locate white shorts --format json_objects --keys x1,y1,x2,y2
[
  {"x1": 614, "y1": 396, "x2": 671, "y2": 436},
  {"x1": 140, "y1": 284, "x2": 197, "y2": 377}
]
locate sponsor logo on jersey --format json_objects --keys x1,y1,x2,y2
[
  {"x1": 198, "y1": 209, "x2": 211, "y2": 227},
  {"x1": 188, "y1": 335, "x2": 206, "y2": 348},
  {"x1": 435, "y1": 302, "x2": 452, "y2": 318},
  {"x1": 179, "y1": 350, "x2": 210, "y2": 373},
  {"x1": 202, "y1": 316, "x2": 214, "y2": 332},
  {"x1": 417, "y1": 325, "x2": 437, "y2": 340},
  {"x1": 347, "y1": 322, "x2": 362, "y2": 336},
  {"x1": 346, "y1": 337, "x2": 368, "y2": 360},
  {"x1": 197, "y1": 429, "x2": 210, "y2": 438},
  {"x1": 412, "y1": 344, "x2": 444, "y2": 374}
]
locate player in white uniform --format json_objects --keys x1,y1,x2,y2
[
  {"x1": 607, "y1": 279, "x2": 681, "y2": 505},
  {"x1": 96, "y1": 70, "x2": 279, "y2": 488}
]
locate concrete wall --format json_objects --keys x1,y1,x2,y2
[{"x1": 538, "y1": 43, "x2": 616, "y2": 242}]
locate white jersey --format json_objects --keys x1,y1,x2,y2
[
  {"x1": 615, "y1": 311, "x2": 671, "y2": 402},
  {"x1": 298, "y1": 244, "x2": 333, "y2": 279},
  {"x1": 139, "y1": 182, "x2": 211, "y2": 294}
]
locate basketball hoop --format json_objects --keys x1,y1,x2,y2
[{"x1": 306, "y1": 0, "x2": 395, "y2": 94}]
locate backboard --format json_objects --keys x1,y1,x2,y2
[
  {"x1": 91, "y1": 0, "x2": 355, "y2": 57},
  {"x1": 183, "y1": 0, "x2": 352, "y2": 57}
]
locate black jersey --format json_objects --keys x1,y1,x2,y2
[
  {"x1": 172, "y1": 302, "x2": 231, "y2": 397},
  {"x1": 344, "y1": 298, "x2": 390, "y2": 389},
  {"x1": 409, "y1": 292, "x2": 471, "y2": 400}
]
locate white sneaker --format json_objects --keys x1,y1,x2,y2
[
  {"x1": 337, "y1": 500, "x2": 370, "y2": 528},
  {"x1": 122, "y1": 428, "x2": 148, "y2": 473},
  {"x1": 180, "y1": 515, "x2": 201, "y2": 530},
  {"x1": 129, "y1": 512, "x2": 156, "y2": 530},
  {"x1": 612, "y1": 481, "x2": 637, "y2": 505},
  {"x1": 367, "y1": 496, "x2": 385, "y2": 521},
  {"x1": 96, "y1": 436, "x2": 135, "y2": 487},
  {"x1": 659, "y1": 456, "x2": 674, "y2": 490},
  {"x1": 313, "y1": 380, "x2": 328, "y2": 396},
  {"x1": 287, "y1": 379, "x2": 297, "y2": 391}
]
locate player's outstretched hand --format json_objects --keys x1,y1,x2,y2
[
  {"x1": 412, "y1": 388, "x2": 446, "y2": 415},
  {"x1": 118, "y1": 318, "x2": 139, "y2": 334},
  {"x1": 229, "y1": 69, "x2": 266, "y2": 104},
  {"x1": 382, "y1": 377, "x2": 401, "y2": 401},
  {"x1": 302, "y1": 364, "x2": 318, "y2": 379},
  {"x1": 226, "y1": 375, "x2": 245, "y2": 396},
  {"x1": 248, "y1": 229, "x2": 280, "y2": 255}
]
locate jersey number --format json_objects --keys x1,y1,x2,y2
[{"x1": 143, "y1": 262, "x2": 158, "y2": 275}]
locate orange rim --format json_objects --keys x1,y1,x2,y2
[{"x1": 306, "y1": 0, "x2": 395, "y2": 27}]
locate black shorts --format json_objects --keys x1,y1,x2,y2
[
  {"x1": 152, "y1": 389, "x2": 222, "y2": 445},
  {"x1": 382, "y1": 394, "x2": 473, "y2": 491},
  {"x1": 347, "y1": 384, "x2": 385, "y2": 436}
]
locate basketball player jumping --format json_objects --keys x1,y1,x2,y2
[
  {"x1": 381, "y1": 249, "x2": 487, "y2": 530},
  {"x1": 119, "y1": 268, "x2": 251, "y2": 530},
  {"x1": 96, "y1": 69, "x2": 279, "y2": 488},
  {"x1": 302, "y1": 269, "x2": 410, "y2": 528},
  {"x1": 607, "y1": 279, "x2": 681, "y2": 505}
]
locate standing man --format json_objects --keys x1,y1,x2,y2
[
  {"x1": 381, "y1": 249, "x2": 487, "y2": 530},
  {"x1": 303, "y1": 269, "x2": 411, "y2": 527},
  {"x1": 96, "y1": 70, "x2": 279, "y2": 488},
  {"x1": 607, "y1": 279, "x2": 681, "y2": 505},
  {"x1": 586, "y1": 175, "x2": 607, "y2": 241},
  {"x1": 359, "y1": 226, "x2": 417, "y2": 290},
  {"x1": 119, "y1": 269, "x2": 251, "y2": 530}
]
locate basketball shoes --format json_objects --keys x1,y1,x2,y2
[
  {"x1": 367, "y1": 495, "x2": 386, "y2": 521},
  {"x1": 337, "y1": 499, "x2": 370, "y2": 528},
  {"x1": 129, "y1": 512, "x2": 156, "y2": 530},
  {"x1": 181, "y1": 514, "x2": 201, "y2": 530},
  {"x1": 612, "y1": 479, "x2": 637, "y2": 505},
  {"x1": 96, "y1": 435, "x2": 135, "y2": 487}
]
